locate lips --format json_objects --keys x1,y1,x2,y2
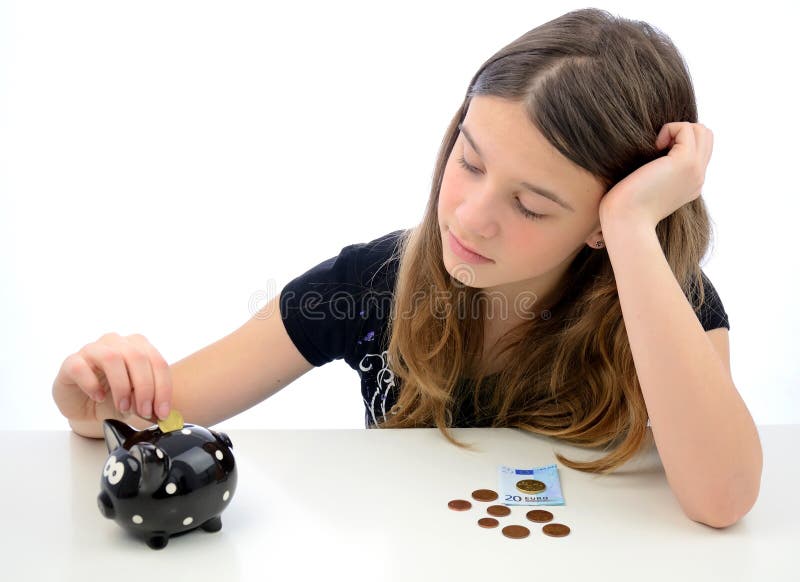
[{"x1": 450, "y1": 230, "x2": 490, "y2": 260}]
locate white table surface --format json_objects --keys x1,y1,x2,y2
[{"x1": 5, "y1": 425, "x2": 796, "y2": 581}]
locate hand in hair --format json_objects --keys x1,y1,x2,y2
[{"x1": 598, "y1": 122, "x2": 714, "y2": 228}]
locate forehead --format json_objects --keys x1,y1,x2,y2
[
  {"x1": 462, "y1": 95, "x2": 605, "y2": 202},
  {"x1": 463, "y1": 96, "x2": 566, "y2": 168}
]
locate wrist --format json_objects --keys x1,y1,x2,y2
[{"x1": 600, "y1": 206, "x2": 656, "y2": 240}]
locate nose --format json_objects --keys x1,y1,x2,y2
[
  {"x1": 455, "y1": 185, "x2": 500, "y2": 238},
  {"x1": 97, "y1": 491, "x2": 116, "y2": 519}
]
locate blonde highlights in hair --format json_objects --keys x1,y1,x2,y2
[{"x1": 375, "y1": 8, "x2": 714, "y2": 475}]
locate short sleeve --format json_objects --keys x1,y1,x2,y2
[
  {"x1": 279, "y1": 243, "x2": 366, "y2": 367},
  {"x1": 692, "y1": 271, "x2": 730, "y2": 331}
]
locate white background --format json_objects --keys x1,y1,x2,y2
[{"x1": 2, "y1": 0, "x2": 798, "y2": 431}]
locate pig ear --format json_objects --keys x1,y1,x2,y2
[
  {"x1": 129, "y1": 442, "x2": 170, "y2": 493},
  {"x1": 210, "y1": 429, "x2": 233, "y2": 449},
  {"x1": 102, "y1": 419, "x2": 138, "y2": 454}
]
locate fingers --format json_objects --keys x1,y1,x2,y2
[
  {"x1": 657, "y1": 121, "x2": 696, "y2": 153},
  {"x1": 126, "y1": 334, "x2": 173, "y2": 421},
  {"x1": 79, "y1": 342, "x2": 134, "y2": 413},
  {"x1": 61, "y1": 351, "x2": 108, "y2": 404},
  {"x1": 118, "y1": 340, "x2": 156, "y2": 420},
  {"x1": 657, "y1": 121, "x2": 712, "y2": 153},
  {"x1": 693, "y1": 123, "x2": 713, "y2": 170},
  {"x1": 656, "y1": 122, "x2": 713, "y2": 189},
  {"x1": 687, "y1": 123, "x2": 712, "y2": 195},
  {"x1": 655, "y1": 124, "x2": 673, "y2": 149},
  {"x1": 77, "y1": 333, "x2": 172, "y2": 422}
]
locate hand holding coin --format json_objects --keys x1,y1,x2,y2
[{"x1": 52, "y1": 332, "x2": 175, "y2": 436}]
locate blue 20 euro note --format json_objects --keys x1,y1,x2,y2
[{"x1": 498, "y1": 464, "x2": 565, "y2": 506}]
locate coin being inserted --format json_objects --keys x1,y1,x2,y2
[
  {"x1": 501, "y1": 525, "x2": 530, "y2": 539},
  {"x1": 515, "y1": 479, "x2": 546, "y2": 494},
  {"x1": 542, "y1": 523, "x2": 571, "y2": 537},
  {"x1": 157, "y1": 409, "x2": 184, "y2": 433},
  {"x1": 448, "y1": 499, "x2": 472, "y2": 511},
  {"x1": 471, "y1": 489, "x2": 499, "y2": 502}
]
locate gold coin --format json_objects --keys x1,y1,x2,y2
[
  {"x1": 515, "y1": 479, "x2": 546, "y2": 494},
  {"x1": 157, "y1": 409, "x2": 184, "y2": 433}
]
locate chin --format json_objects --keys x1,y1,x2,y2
[{"x1": 444, "y1": 261, "x2": 494, "y2": 290}]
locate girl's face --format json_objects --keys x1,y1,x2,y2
[{"x1": 437, "y1": 95, "x2": 607, "y2": 313}]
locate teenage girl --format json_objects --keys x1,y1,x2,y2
[{"x1": 52, "y1": 8, "x2": 761, "y2": 528}]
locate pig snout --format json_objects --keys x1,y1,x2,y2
[{"x1": 97, "y1": 491, "x2": 115, "y2": 519}]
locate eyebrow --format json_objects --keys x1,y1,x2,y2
[{"x1": 457, "y1": 122, "x2": 575, "y2": 212}]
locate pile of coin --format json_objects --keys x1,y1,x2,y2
[{"x1": 447, "y1": 487, "x2": 571, "y2": 539}]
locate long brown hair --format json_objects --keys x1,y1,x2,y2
[{"x1": 375, "y1": 8, "x2": 714, "y2": 474}]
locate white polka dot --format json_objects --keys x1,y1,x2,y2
[
  {"x1": 156, "y1": 449, "x2": 163, "y2": 459},
  {"x1": 223, "y1": 490, "x2": 230, "y2": 501},
  {"x1": 165, "y1": 483, "x2": 177, "y2": 495},
  {"x1": 181, "y1": 428, "x2": 191, "y2": 435},
  {"x1": 106, "y1": 459, "x2": 125, "y2": 485},
  {"x1": 132, "y1": 515, "x2": 143, "y2": 524},
  {"x1": 183, "y1": 517, "x2": 194, "y2": 526},
  {"x1": 215, "y1": 450, "x2": 223, "y2": 460}
]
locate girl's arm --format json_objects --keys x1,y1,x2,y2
[
  {"x1": 70, "y1": 293, "x2": 315, "y2": 438},
  {"x1": 601, "y1": 216, "x2": 762, "y2": 529}
]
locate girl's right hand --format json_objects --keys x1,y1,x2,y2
[{"x1": 52, "y1": 332, "x2": 173, "y2": 426}]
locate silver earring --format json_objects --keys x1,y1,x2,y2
[{"x1": 595, "y1": 239, "x2": 604, "y2": 248}]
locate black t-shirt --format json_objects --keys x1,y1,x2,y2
[{"x1": 278, "y1": 229, "x2": 731, "y2": 428}]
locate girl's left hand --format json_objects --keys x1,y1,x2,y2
[{"x1": 598, "y1": 122, "x2": 714, "y2": 229}]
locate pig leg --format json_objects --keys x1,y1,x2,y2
[
  {"x1": 146, "y1": 533, "x2": 169, "y2": 550},
  {"x1": 201, "y1": 515, "x2": 222, "y2": 532}
]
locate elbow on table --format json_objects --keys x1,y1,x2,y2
[
  {"x1": 684, "y1": 453, "x2": 763, "y2": 529},
  {"x1": 685, "y1": 487, "x2": 761, "y2": 529},
  {"x1": 688, "y1": 509, "x2": 742, "y2": 529}
]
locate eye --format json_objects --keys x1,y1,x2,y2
[
  {"x1": 456, "y1": 155, "x2": 547, "y2": 221},
  {"x1": 514, "y1": 197, "x2": 546, "y2": 221},
  {"x1": 103, "y1": 454, "x2": 125, "y2": 485},
  {"x1": 457, "y1": 154, "x2": 481, "y2": 176}
]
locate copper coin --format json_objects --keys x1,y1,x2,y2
[
  {"x1": 477, "y1": 517, "x2": 499, "y2": 528},
  {"x1": 501, "y1": 524, "x2": 530, "y2": 539},
  {"x1": 487, "y1": 504, "x2": 511, "y2": 517},
  {"x1": 526, "y1": 509, "x2": 554, "y2": 523},
  {"x1": 448, "y1": 499, "x2": 472, "y2": 511},
  {"x1": 516, "y1": 479, "x2": 546, "y2": 493},
  {"x1": 471, "y1": 488, "x2": 499, "y2": 502},
  {"x1": 542, "y1": 523, "x2": 571, "y2": 537}
]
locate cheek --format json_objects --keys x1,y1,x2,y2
[
  {"x1": 438, "y1": 161, "x2": 467, "y2": 215},
  {"x1": 513, "y1": 229, "x2": 583, "y2": 271}
]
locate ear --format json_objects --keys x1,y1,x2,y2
[
  {"x1": 210, "y1": 428, "x2": 234, "y2": 449},
  {"x1": 584, "y1": 225, "x2": 604, "y2": 249},
  {"x1": 129, "y1": 442, "x2": 171, "y2": 494},
  {"x1": 102, "y1": 419, "x2": 138, "y2": 454}
]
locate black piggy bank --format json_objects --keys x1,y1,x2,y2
[{"x1": 97, "y1": 418, "x2": 237, "y2": 549}]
